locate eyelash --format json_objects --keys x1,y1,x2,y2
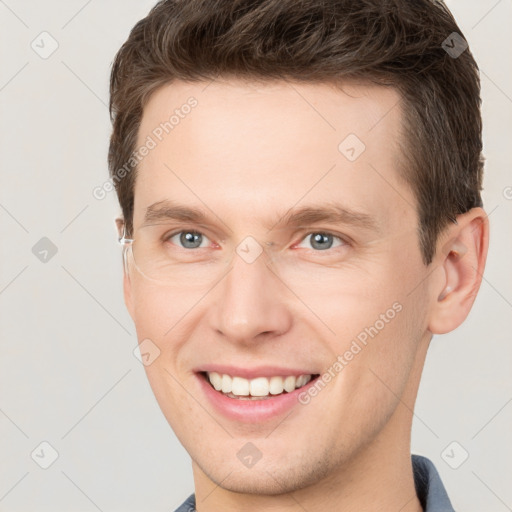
[{"x1": 164, "y1": 229, "x2": 351, "y2": 252}]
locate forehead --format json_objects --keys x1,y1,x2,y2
[{"x1": 134, "y1": 79, "x2": 416, "y2": 234}]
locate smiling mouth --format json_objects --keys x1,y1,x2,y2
[{"x1": 199, "y1": 371, "x2": 321, "y2": 400}]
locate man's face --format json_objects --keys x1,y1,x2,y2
[{"x1": 125, "y1": 79, "x2": 436, "y2": 494}]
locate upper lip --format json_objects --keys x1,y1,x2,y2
[{"x1": 195, "y1": 364, "x2": 319, "y2": 380}]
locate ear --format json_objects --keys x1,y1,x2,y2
[
  {"x1": 115, "y1": 217, "x2": 135, "y2": 319},
  {"x1": 428, "y1": 207, "x2": 489, "y2": 334}
]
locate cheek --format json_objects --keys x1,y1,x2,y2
[
  {"x1": 314, "y1": 254, "x2": 428, "y2": 403},
  {"x1": 129, "y1": 279, "x2": 190, "y2": 395},
  {"x1": 290, "y1": 265, "x2": 405, "y2": 342},
  {"x1": 321, "y1": 301, "x2": 422, "y2": 445},
  {"x1": 129, "y1": 277, "x2": 205, "y2": 380},
  {"x1": 129, "y1": 280, "x2": 198, "y2": 432},
  {"x1": 129, "y1": 277, "x2": 194, "y2": 338}
]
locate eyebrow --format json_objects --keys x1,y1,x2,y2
[
  {"x1": 142, "y1": 199, "x2": 380, "y2": 233},
  {"x1": 269, "y1": 203, "x2": 380, "y2": 233}
]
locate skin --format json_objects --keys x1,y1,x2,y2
[{"x1": 119, "y1": 79, "x2": 489, "y2": 511}]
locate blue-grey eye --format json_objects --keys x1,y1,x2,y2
[
  {"x1": 297, "y1": 232, "x2": 345, "y2": 251},
  {"x1": 170, "y1": 231, "x2": 210, "y2": 249}
]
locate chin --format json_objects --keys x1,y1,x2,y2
[{"x1": 195, "y1": 452, "x2": 332, "y2": 496}]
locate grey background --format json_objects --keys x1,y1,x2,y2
[{"x1": 0, "y1": 1, "x2": 510, "y2": 510}]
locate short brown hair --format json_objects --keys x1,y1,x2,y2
[{"x1": 108, "y1": 0, "x2": 484, "y2": 265}]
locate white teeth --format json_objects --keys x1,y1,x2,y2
[
  {"x1": 232, "y1": 376, "x2": 250, "y2": 396},
  {"x1": 296, "y1": 375, "x2": 306, "y2": 388},
  {"x1": 283, "y1": 375, "x2": 296, "y2": 393},
  {"x1": 250, "y1": 377, "x2": 270, "y2": 397},
  {"x1": 208, "y1": 372, "x2": 223, "y2": 391},
  {"x1": 269, "y1": 376, "x2": 284, "y2": 395},
  {"x1": 206, "y1": 372, "x2": 314, "y2": 398},
  {"x1": 221, "y1": 374, "x2": 232, "y2": 394}
]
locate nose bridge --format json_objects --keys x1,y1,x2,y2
[{"x1": 211, "y1": 245, "x2": 292, "y2": 342}]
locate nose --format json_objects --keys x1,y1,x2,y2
[{"x1": 209, "y1": 246, "x2": 293, "y2": 345}]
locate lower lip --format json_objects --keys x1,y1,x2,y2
[{"x1": 196, "y1": 373, "x2": 320, "y2": 423}]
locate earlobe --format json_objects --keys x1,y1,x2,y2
[{"x1": 428, "y1": 208, "x2": 489, "y2": 335}]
